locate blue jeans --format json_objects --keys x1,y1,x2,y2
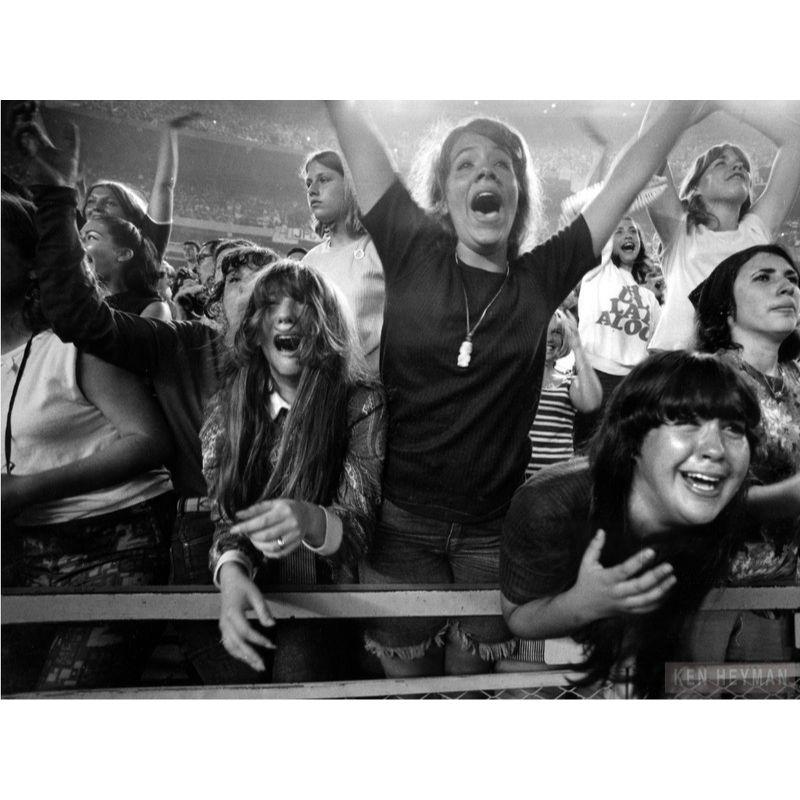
[{"x1": 361, "y1": 499, "x2": 514, "y2": 661}]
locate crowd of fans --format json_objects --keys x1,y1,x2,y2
[{"x1": 2, "y1": 99, "x2": 799, "y2": 698}]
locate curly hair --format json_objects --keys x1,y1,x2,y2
[
  {"x1": 302, "y1": 150, "x2": 367, "y2": 239},
  {"x1": 408, "y1": 117, "x2": 543, "y2": 260},
  {"x1": 203, "y1": 244, "x2": 279, "y2": 321},
  {"x1": 579, "y1": 351, "x2": 761, "y2": 696},
  {"x1": 691, "y1": 244, "x2": 800, "y2": 362},
  {"x1": 212, "y1": 259, "x2": 370, "y2": 521},
  {"x1": 679, "y1": 143, "x2": 753, "y2": 232}
]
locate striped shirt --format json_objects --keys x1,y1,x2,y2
[{"x1": 525, "y1": 376, "x2": 575, "y2": 479}]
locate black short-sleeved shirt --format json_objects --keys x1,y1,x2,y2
[
  {"x1": 363, "y1": 180, "x2": 598, "y2": 522},
  {"x1": 500, "y1": 459, "x2": 594, "y2": 606}
]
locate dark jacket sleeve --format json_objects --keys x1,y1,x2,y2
[{"x1": 30, "y1": 184, "x2": 184, "y2": 375}]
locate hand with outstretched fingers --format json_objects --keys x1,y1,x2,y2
[
  {"x1": 569, "y1": 529, "x2": 677, "y2": 623},
  {"x1": 218, "y1": 563, "x2": 276, "y2": 671}
]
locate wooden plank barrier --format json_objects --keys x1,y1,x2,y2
[{"x1": 2, "y1": 584, "x2": 799, "y2": 625}]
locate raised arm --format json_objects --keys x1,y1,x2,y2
[
  {"x1": 564, "y1": 312, "x2": 603, "y2": 414},
  {"x1": 1, "y1": 352, "x2": 173, "y2": 518},
  {"x1": 325, "y1": 101, "x2": 397, "y2": 215},
  {"x1": 717, "y1": 102, "x2": 800, "y2": 235},
  {"x1": 583, "y1": 101, "x2": 701, "y2": 257},
  {"x1": 147, "y1": 114, "x2": 197, "y2": 224}
]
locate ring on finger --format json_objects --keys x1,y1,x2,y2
[{"x1": 276, "y1": 535, "x2": 285, "y2": 548}]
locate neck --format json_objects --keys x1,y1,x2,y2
[
  {"x1": 702, "y1": 199, "x2": 742, "y2": 232},
  {"x1": 1, "y1": 305, "x2": 33, "y2": 354},
  {"x1": 627, "y1": 481, "x2": 668, "y2": 541},
  {"x1": 455, "y1": 241, "x2": 507, "y2": 274},
  {"x1": 272, "y1": 376, "x2": 299, "y2": 406},
  {"x1": 327, "y1": 225, "x2": 357, "y2": 249},
  {"x1": 735, "y1": 333, "x2": 781, "y2": 376}
]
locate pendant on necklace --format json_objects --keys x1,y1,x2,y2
[{"x1": 457, "y1": 339, "x2": 473, "y2": 368}]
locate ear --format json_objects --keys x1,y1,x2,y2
[{"x1": 116, "y1": 247, "x2": 134, "y2": 263}]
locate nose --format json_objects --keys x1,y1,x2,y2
[
  {"x1": 696, "y1": 420, "x2": 725, "y2": 459},
  {"x1": 307, "y1": 181, "x2": 318, "y2": 197},
  {"x1": 275, "y1": 299, "x2": 297, "y2": 326}
]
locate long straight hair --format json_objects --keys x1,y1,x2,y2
[
  {"x1": 212, "y1": 259, "x2": 370, "y2": 520},
  {"x1": 580, "y1": 351, "x2": 761, "y2": 696}
]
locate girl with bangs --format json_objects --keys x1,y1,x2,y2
[
  {"x1": 205, "y1": 260, "x2": 386, "y2": 681},
  {"x1": 301, "y1": 150, "x2": 385, "y2": 376},
  {"x1": 645, "y1": 102, "x2": 800, "y2": 351},
  {"x1": 327, "y1": 100, "x2": 709, "y2": 679},
  {"x1": 500, "y1": 351, "x2": 761, "y2": 697}
]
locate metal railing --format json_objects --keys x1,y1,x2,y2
[{"x1": 3, "y1": 584, "x2": 798, "y2": 699}]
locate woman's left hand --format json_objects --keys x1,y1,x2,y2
[{"x1": 230, "y1": 499, "x2": 325, "y2": 558}]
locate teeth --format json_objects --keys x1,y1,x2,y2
[
  {"x1": 274, "y1": 335, "x2": 301, "y2": 352},
  {"x1": 683, "y1": 472, "x2": 722, "y2": 492}
]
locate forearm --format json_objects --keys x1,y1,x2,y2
[
  {"x1": 718, "y1": 102, "x2": 800, "y2": 149},
  {"x1": 584, "y1": 101, "x2": 697, "y2": 254},
  {"x1": 746, "y1": 475, "x2": 800, "y2": 522},
  {"x1": 14, "y1": 433, "x2": 169, "y2": 509},
  {"x1": 569, "y1": 345, "x2": 603, "y2": 413},
  {"x1": 504, "y1": 587, "x2": 595, "y2": 640},
  {"x1": 325, "y1": 101, "x2": 396, "y2": 214},
  {"x1": 149, "y1": 128, "x2": 178, "y2": 223}
]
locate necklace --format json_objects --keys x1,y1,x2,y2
[
  {"x1": 455, "y1": 254, "x2": 510, "y2": 369},
  {"x1": 741, "y1": 359, "x2": 786, "y2": 401}
]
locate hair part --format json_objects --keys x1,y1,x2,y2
[
  {"x1": 680, "y1": 143, "x2": 753, "y2": 232},
  {"x1": 692, "y1": 244, "x2": 800, "y2": 361},
  {"x1": 212, "y1": 259, "x2": 370, "y2": 520},
  {"x1": 408, "y1": 117, "x2": 543, "y2": 260},
  {"x1": 82, "y1": 180, "x2": 149, "y2": 228},
  {"x1": 579, "y1": 350, "x2": 761, "y2": 695}
]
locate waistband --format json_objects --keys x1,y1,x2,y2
[{"x1": 177, "y1": 496, "x2": 213, "y2": 515}]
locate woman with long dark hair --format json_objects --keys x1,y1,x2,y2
[
  {"x1": 690, "y1": 244, "x2": 800, "y2": 661},
  {"x1": 645, "y1": 102, "x2": 800, "y2": 351},
  {"x1": 206, "y1": 260, "x2": 386, "y2": 680},
  {"x1": 500, "y1": 351, "x2": 760, "y2": 697},
  {"x1": 326, "y1": 100, "x2": 709, "y2": 678},
  {"x1": 80, "y1": 212, "x2": 170, "y2": 319},
  {"x1": 300, "y1": 149, "x2": 385, "y2": 375}
]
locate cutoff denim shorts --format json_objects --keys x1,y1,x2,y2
[{"x1": 361, "y1": 499, "x2": 515, "y2": 661}]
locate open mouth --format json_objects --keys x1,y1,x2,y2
[
  {"x1": 470, "y1": 191, "x2": 502, "y2": 215},
  {"x1": 274, "y1": 334, "x2": 302, "y2": 353},
  {"x1": 621, "y1": 241, "x2": 636, "y2": 253},
  {"x1": 680, "y1": 471, "x2": 724, "y2": 496}
]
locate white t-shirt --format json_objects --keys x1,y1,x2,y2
[
  {"x1": 1, "y1": 331, "x2": 172, "y2": 525},
  {"x1": 303, "y1": 235, "x2": 385, "y2": 375},
  {"x1": 648, "y1": 212, "x2": 770, "y2": 351},
  {"x1": 578, "y1": 259, "x2": 661, "y2": 376}
]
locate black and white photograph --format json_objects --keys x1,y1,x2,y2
[{"x1": 1, "y1": 1, "x2": 798, "y2": 796}]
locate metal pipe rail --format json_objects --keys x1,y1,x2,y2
[{"x1": 2, "y1": 584, "x2": 799, "y2": 625}]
